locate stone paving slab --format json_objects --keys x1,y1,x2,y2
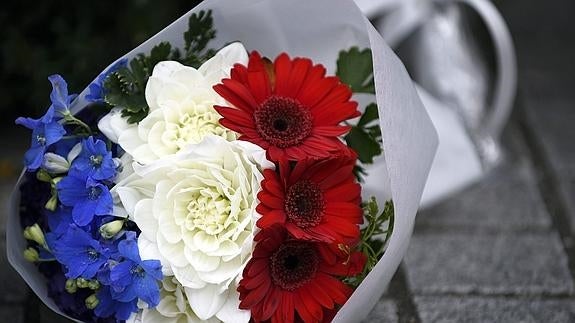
[
  {"x1": 416, "y1": 159, "x2": 551, "y2": 232},
  {"x1": 361, "y1": 298, "x2": 398, "y2": 323},
  {"x1": 415, "y1": 296, "x2": 575, "y2": 323},
  {"x1": 404, "y1": 232, "x2": 574, "y2": 296},
  {"x1": 523, "y1": 99, "x2": 575, "y2": 174}
]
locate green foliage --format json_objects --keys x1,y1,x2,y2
[
  {"x1": 103, "y1": 42, "x2": 174, "y2": 123},
  {"x1": 336, "y1": 47, "x2": 375, "y2": 94},
  {"x1": 345, "y1": 198, "x2": 395, "y2": 288},
  {"x1": 336, "y1": 47, "x2": 383, "y2": 181},
  {"x1": 103, "y1": 10, "x2": 217, "y2": 124},
  {"x1": 181, "y1": 10, "x2": 217, "y2": 68},
  {"x1": 345, "y1": 103, "x2": 382, "y2": 164}
]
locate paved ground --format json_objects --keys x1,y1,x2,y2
[{"x1": 1, "y1": 0, "x2": 574, "y2": 322}]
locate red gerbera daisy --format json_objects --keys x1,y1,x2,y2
[
  {"x1": 238, "y1": 226, "x2": 366, "y2": 323},
  {"x1": 256, "y1": 156, "x2": 363, "y2": 244},
  {"x1": 213, "y1": 51, "x2": 360, "y2": 161}
]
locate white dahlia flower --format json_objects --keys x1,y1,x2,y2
[
  {"x1": 113, "y1": 135, "x2": 272, "y2": 320},
  {"x1": 126, "y1": 277, "x2": 249, "y2": 323},
  {"x1": 98, "y1": 42, "x2": 248, "y2": 164}
]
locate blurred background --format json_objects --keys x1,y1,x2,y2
[{"x1": 1, "y1": 0, "x2": 574, "y2": 322}]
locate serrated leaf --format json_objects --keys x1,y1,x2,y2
[
  {"x1": 185, "y1": 10, "x2": 216, "y2": 53},
  {"x1": 129, "y1": 59, "x2": 147, "y2": 93},
  {"x1": 148, "y1": 42, "x2": 172, "y2": 68},
  {"x1": 182, "y1": 10, "x2": 217, "y2": 68},
  {"x1": 336, "y1": 47, "x2": 375, "y2": 94},
  {"x1": 101, "y1": 10, "x2": 217, "y2": 124}
]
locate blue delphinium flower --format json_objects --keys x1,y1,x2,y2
[
  {"x1": 15, "y1": 107, "x2": 66, "y2": 171},
  {"x1": 48, "y1": 74, "x2": 76, "y2": 116},
  {"x1": 46, "y1": 207, "x2": 74, "y2": 235},
  {"x1": 109, "y1": 232, "x2": 162, "y2": 306},
  {"x1": 46, "y1": 225, "x2": 110, "y2": 279},
  {"x1": 70, "y1": 137, "x2": 116, "y2": 181},
  {"x1": 57, "y1": 174, "x2": 113, "y2": 226},
  {"x1": 94, "y1": 286, "x2": 138, "y2": 321},
  {"x1": 86, "y1": 58, "x2": 128, "y2": 103}
]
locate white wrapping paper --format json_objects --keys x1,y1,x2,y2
[
  {"x1": 8, "y1": 0, "x2": 437, "y2": 321},
  {"x1": 355, "y1": 0, "x2": 517, "y2": 207}
]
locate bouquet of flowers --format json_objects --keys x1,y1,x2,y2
[{"x1": 7, "y1": 0, "x2": 437, "y2": 322}]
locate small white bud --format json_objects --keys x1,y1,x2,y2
[
  {"x1": 23, "y1": 248, "x2": 39, "y2": 262},
  {"x1": 85, "y1": 294, "x2": 99, "y2": 309},
  {"x1": 23, "y1": 224, "x2": 46, "y2": 247},
  {"x1": 99, "y1": 220, "x2": 124, "y2": 239},
  {"x1": 42, "y1": 153, "x2": 70, "y2": 174}
]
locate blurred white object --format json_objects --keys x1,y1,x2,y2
[{"x1": 355, "y1": 0, "x2": 517, "y2": 207}]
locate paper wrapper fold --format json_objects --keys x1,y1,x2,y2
[{"x1": 8, "y1": 0, "x2": 437, "y2": 321}]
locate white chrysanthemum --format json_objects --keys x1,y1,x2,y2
[
  {"x1": 98, "y1": 42, "x2": 248, "y2": 164},
  {"x1": 113, "y1": 135, "x2": 272, "y2": 319},
  {"x1": 126, "y1": 277, "x2": 249, "y2": 323}
]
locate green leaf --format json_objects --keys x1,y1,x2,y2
[
  {"x1": 185, "y1": 10, "x2": 216, "y2": 54},
  {"x1": 182, "y1": 10, "x2": 217, "y2": 68},
  {"x1": 102, "y1": 10, "x2": 218, "y2": 124},
  {"x1": 345, "y1": 126, "x2": 382, "y2": 164},
  {"x1": 345, "y1": 198, "x2": 395, "y2": 288},
  {"x1": 148, "y1": 42, "x2": 172, "y2": 68},
  {"x1": 357, "y1": 103, "x2": 379, "y2": 127},
  {"x1": 336, "y1": 47, "x2": 375, "y2": 94}
]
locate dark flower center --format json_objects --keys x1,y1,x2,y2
[
  {"x1": 254, "y1": 96, "x2": 313, "y2": 148},
  {"x1": 285, "y1": 180, "x2": 325, "y2": 228},
  {"x1": 86, "y1": 248, "x2": 100, "y2": 260},
  {"x1": 88, "y1": 186, "x2": 102, "y2": 200},
  {"x1": 270, "y1": 241, "x2": 319, "y2": 291},
  {"x1": 130, "y1": 265, "x2": 146, "y2": 278},
  {"x1": 36, "y1": 135, "x2": 46, "y2": 146},
  {"x1": 90, "y1": 155, "x2": 103, "y2": 167}
]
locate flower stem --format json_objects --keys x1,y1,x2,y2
[{"x1": 63, "y1": 114, "x2": 92, "y2": 135}]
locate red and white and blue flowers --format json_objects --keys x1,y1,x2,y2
[{"x1": 14, "y1": 9, "x2": 394, "y2": 323}]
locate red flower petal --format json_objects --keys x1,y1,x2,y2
[
  {"x1": 256, "y1": 209, "x2": 286, "y2": 228},
  {"x1": 213, "y1": 51, "x2": 360, "y2": 161},
  {"x1": 239, "y1": 227, "x2": 365, "y2": 323}
]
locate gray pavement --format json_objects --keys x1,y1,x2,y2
[{"x1": 2, "y1": 0, "x2": 575, "y2": 322}]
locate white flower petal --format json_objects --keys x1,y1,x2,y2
[
  {"x1": 197, "y1": 257, "x2": 243, "y2": 285},
  {"x1": 98, "y1": 108, "x2": 132, "y2": 143},
  {"x1": 172, "y1": 265, "x2": 205, "y2": 289},
  {"x1": 192, "y1": 231, "x2": 219, "y2": 253},
  {"x1": 199, "y1": 42, "x2": 249, "y2": 85},
  {"x1": 142, "y1": 308, "x2": 179, "y2": 323},
  {"x1": 159, "y1": 211, "x2": 182, "y2": 244},
  {"x1": 157, "y1": 234, "x2": 188, "y2": 268},
  {"x1": 137, "y1": 237, "x2": 173, "y2": 276},
  {"x1": 185, "y1": 284, "x2": 227, "y2": 321},
  {"x1": 42, "y1": 153, "x2": 69, "y2": 174},
  {"x1": 216, "y1": 287, "x2": 250, "y2": 323},
  {"x1": 66, "y1": 143, "x2": 83, "y2": 164},
  {"x1": 116, "y1": 187, "x2": 144, "y2": 217},
  {"x1": 134, "y1": 199, "x2": 158, "y2": 241},
  {"x1": 187, "y1": 249, "x2": 221, "y2": 272}
]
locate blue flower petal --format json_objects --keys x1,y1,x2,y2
[
  {"x1": 94, "y1": 286, "x2": 138, "y2": 321},
  {"x1": 133, "y1": 275, "x2": 160, "y2": 306},
  {"x1": 23, "y1": 146, "x2": 45, "y2": 171},
  {"x1": 118, "y1": 238, "x2": 141, "y2": 263},
  {"x1": 48, "y1": 74, "x2": 70, "y2": 115}
]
